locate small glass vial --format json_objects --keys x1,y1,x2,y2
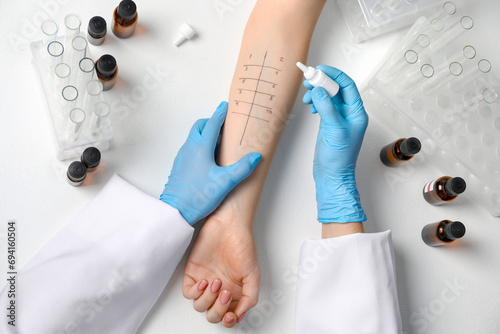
[
  {"x1": 112, "y1": 0, "x2": 138, "y2": 38},
  {"x1": 81, "y1": 147, "x2": 101, "y2": 172},
  {"x1": 87, "y1": 16, "x2": 107, "y2": 46},
  {"x1": 423, "y1": 176, "x2": 466, "y2": 205},
  {"x1": 422, "y1": 220, "x2": 466, "y2": 247},
  {"x1": 67, "y1": 161, "x2": 87, "y2": 186},
  {"x1": 380, "y1": 137, "x2": 421, "y2": 167},
  {"x1": 95, "y1": 55, "x2": 118, "y2": 91}
]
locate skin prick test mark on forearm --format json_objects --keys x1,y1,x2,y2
[{"x1": 232, "y1": 52, "x2": 284, "y2": 145}]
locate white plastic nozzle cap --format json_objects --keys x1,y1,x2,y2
[
  {"x1": 174, "y1": 23, "x2": 196, "y2": 47},
  {"x1": 296, "y1": 62, "x2": 315, "y2": 79},
  {"x1": 296, "y1": 61, "x2": 340, "y2": 97}
]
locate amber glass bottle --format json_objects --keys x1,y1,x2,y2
[
  {"x1": 67, "y1": 161, "x2": 87, "y2": 187},
  {"x1": 112, "y1": 0, "x2": 138, "y2": 38},
  {"x1": 423, "y1": 176, "x2": 466, "y2": 205},
  {"x1": 81, "y1": 147, "x2": 101, "y2": 172},
  {"x1": 421, "y1": 220, "x2": 466, "y2": 247},
  {"x1": 380, "y1": 137, "x2": 421, "y2": 167},
  {"x1": 87, "y1": 16, "x2": 107, "y2": 46},
  {"x1": 95, "y1": 55, "x2": 118, "y2": 91}
]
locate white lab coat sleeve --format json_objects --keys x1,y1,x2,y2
[
  {"x1": 0, "y1": 174, "x2": 194, "y2": 334},
  {"x1": 294, "y1": 231, "x2": 402, "y2": 334}
]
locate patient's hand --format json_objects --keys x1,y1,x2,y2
[{"x1": 182, "y1": 203, "x2": 260, "y2": 327}]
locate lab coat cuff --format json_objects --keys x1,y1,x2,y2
[{"x1": 295, "y1": 231, "x2": 402, "y2": 334}]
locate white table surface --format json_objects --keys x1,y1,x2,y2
[{"x1": 1, "y1": 0, "x2": 499, "y2": 333}]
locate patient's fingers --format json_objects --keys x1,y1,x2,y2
[
  {"x1": 222, "y1": 311, "x2": 238, "y2": 328},
  {"x1": 193, "y1": 278, "x2": 222, "y2": 313},
  {"x1": 233, "y1": 271, "x2": 260, "y2": 320},
  {"x1": 183, "y1": 279, "x2": 208, "y2": 300},
  {"x1": 206, "y1": 290, "x2": 233, "y2": 324}
]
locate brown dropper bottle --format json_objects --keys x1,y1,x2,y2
[
  {"x1": 81, "y1": 147, "x2": 101, "y2": 172},
  {"x1": 380, "y1": 137, "x2": 421, "y2": 167},
  {"x1": 95, "y1": 55, "x2": 118, "y2": 91},
  {"x1": 112, "y1": 0, "x2": 138, "y2": 38},
  {"x1": 67, "y1": 161, "x2": 87, "y2": 187},
  {"x1": 87, "y1": 16, "x2": 107, "y2": 46},
  {"x1": 422, "y1": 220, "x2": 466, "y2": 247},
  {"x1": 423, "y1": 176, "x2": 466, "y2": 205}
]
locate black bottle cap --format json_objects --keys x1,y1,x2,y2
[
  {"x1": 400, "y1": 137, "x2": 421, "y2": 157},
  {"x1": 444, "y1": 177, "x2": 466, "y2": 196},
  {"x1": 67, "y1": 161, "x2": 87, "y2": 182},
  {"x1": 88, "y1": 16, "x2": 107, "y2": 38},
  {"x1": 118, "y1": 0, "x2": 137, "y2": 20},
  {"x1": 97, "y1": 55, "x2": 117, "y2": 76},
  {"x1": 81, "y1": 147, "x2": 101, "y2": 169},
  {"x1": 443, "y1": 221, "x2": 466, "y2": 240}
]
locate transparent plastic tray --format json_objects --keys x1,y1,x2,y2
[
  {"x1": 338, "y1": 0, "x2": 442, "y2": 43},
  {"x1": 31, "y1": 37, "x2": 112, "y2": 161},
  {"x1": 361, "y1": 8, "x2": 500, "y2": 216},
  {"x1": 359, "y1": 0, "x2": 442, "y2": 29}
]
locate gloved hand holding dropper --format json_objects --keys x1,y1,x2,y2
[{"x1": 300, "y1": 65, "x2": 368, "y2": 223}]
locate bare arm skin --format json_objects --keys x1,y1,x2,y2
[
  {"x1": 183, "y1": 0, "x2": 327, "y2": 328},
  {"x1": 322, "y1": 222, "x2": 364, "y2": 239}
]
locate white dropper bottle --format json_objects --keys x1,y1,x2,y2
[{"x1": 296, "y1": 62, "x2": 340, "y2": 97}]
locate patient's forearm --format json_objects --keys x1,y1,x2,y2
[{"x1": 214, "y1": 0, "x2": 326, "y2": 226}]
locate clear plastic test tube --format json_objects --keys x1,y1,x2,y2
[
  {"x1": 41, "y1": 19, "x2": 58, "y2": 58},
  {"x1": 431, "y1": 16, "x2": 474, "y2": 52},
  {"x1": 398, "y1": 29, "x2": 432, "y2": 57},
  {"x1": 88, "y1": 101, "x2": 111, "y2": 135},
  {"x1": 379, "y1": 49, "x2": 419, "y2": 84},
  {"x1": 463, "y1": 86, "x2": 498, "y2": 110},
  {"x1": 64, "y1": 14, "x2": 81, "y2": 51},
  {"x1": 54, "y1": 63, "x2": 71, "y2": 96},
  {"x1": 67, "y1": 108, "x2": 86, "y2": 142},
  {"x1": 61, "y1": 85, "x2": 78, "y2": 116},
  {"x1": 446, "y1": 45, "x2": 476, "y2": 63},
  {"x1": 77, "y1": 57, "x2": 94, "y2": 99},
  {"x1": 82, "y1": 80, "x2": 103, "y2": 115},
  {"x1": 395, "y1": 63, "x2": 434, "y2": 98},
  {"x1": 427, "y1": 1, "x2": 457, "y2": 28},
  {"x1": 47, "y1": 41, "x2": 64, "y2": 71},
  {"x1": 69, "y1": 36, "x2": 87, "y2": 85}
]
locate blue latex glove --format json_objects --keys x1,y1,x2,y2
[
  {"x1": 302, "y1": 66, "x2": 368, "y2": 223},
  {"x1": 160, "y1": 102, "x2": 262, "y2": 225}
]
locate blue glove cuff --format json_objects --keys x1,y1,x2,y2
[
  {"x1": 160, "y1": 191, "x2": 201, "y2": 225},
  {"x1": 315, "y1": 165, "x2": 367, "y2": 223}
]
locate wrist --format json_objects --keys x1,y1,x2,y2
[
  {"x1": 315, "y1": 164, "x2": 367, "y2": 223},
  {"x1": 322, "y1": 222, "x2": 364, "y2": 239},
  {"x1": 208, "y1": 198, "x2": 255, "y2": 230}
]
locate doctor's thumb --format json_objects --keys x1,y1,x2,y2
[{"x1": 225, "y1": 152, "x2": 262, "y2": 186}]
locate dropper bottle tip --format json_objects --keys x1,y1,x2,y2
[{"x1": 296, "y1": 62, "x2": 308, "y2": 73}]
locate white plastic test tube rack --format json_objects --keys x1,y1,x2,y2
[
  {"x1": 30, "y1": 14, "x2": 113, "y2": 160},
  {"x1": 361, "y1": 3, "x2": 500, "y2": 216}
]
